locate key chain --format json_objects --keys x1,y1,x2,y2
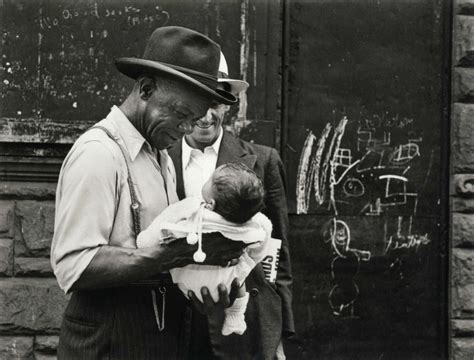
[{"x1": 151, "y1": 286, "x2": 167, "y2": 331}]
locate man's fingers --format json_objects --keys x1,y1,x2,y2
[
  {"x1": 229, "y1": 278, "x2": 241, "y2": 304},
  {"x1": 218, "y1": 283, "x2": 231, "y2": 308},
  {"x1": 188, "y1": 291, "x2": 206, "y2": 314},
  {"x1": 219, "y1": 257, "x2": 240, "y2": 268},
  {"x1": 228, "y1": 258, "x2": 240, "y2": 266},
  {"x1": 200, "y1": 287, "x2": 215, "y2": 311}
]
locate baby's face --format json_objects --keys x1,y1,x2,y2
[{"x1": 201, "y1": 176, "x2": 215, "y2": 205}]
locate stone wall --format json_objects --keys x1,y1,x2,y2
[
  {"x1": 0, "y1": 183, "x2": 67, "y2": 359},
  {"x1": 452, "y1": 1, "x2": 474, "y2": 359}
]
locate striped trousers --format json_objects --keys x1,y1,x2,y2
[{"x1": 58, "y1": 285, "x2": 190, "y2": 360}]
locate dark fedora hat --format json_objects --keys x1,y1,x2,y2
[{"x1": 115, "y1": 26, "x2": 237, "y2": 105}]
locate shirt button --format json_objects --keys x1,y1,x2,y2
[{"x1": 250, "y1": 288, "x2": 259, "y2": 297}]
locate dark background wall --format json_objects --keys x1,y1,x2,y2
[
  {"x1": 0, "y1": 0, "x2": 456, "y2": 359},
  {"x1": 284, "y1": 1, "x2": 449, "y2": 359}
]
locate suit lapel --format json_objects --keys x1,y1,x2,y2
[
  {"x1": 167, "y1": 139, "x2": 186, "y2": 200},
  {"x1": 169, "y1": 132, "x2": 257, "y2": 201},
  {"x1": 217, "y1": 132, "x2": 257, "y2": 170}
]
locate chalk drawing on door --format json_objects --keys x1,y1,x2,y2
[{"x1": 296, "y1": 113, "x2": 431, "y2": 317}]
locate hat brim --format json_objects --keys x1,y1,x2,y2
[
  {"x1": 115, "y1": 57, "x2": 237, "y2": 105},
  {"x1": 218, "y1": 78, "x2": 249, "y2": 95}
]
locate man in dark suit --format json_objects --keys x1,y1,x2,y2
[{"x1": 168, "y1": 52, "x2": 294, "y2": 359}]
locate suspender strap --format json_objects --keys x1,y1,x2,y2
[
  {"x1": 90, "y1": 125, "x2": 142, "y2": 237},
  {"x1": 89, "y1": 126, "x2": 169, "y2": 332}
]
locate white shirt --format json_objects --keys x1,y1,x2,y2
[
  {"x1": 182, "y1": 128, "x2": 224, "y2": 197},
  {"x1": 51, "y1": 106, "x2": 178, "y2": 293}
]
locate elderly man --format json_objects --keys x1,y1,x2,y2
[
  {"x1": 168, "y1": 52, "x2": 295, "y2": 359},
  {"x1": 51, "y1": 27, "x2": 246, "y2": 359}
]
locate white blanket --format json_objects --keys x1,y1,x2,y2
[{"x1": 137, "y1": 197, "x2": 272, "y2": 302}]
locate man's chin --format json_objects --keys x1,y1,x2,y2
[{"x1": 187, "y1": 133, "x2": 218, "y2": 146}]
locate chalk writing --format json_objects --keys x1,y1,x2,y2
[
  {"x1": 342, "y1": 177, "x2": 365, "y2": 197},
  {"x1": 295, "y1": 110, "x2": 433, "y2": 314},
  {"x1": 323, "y1": 218, "x2": 371, "y2": 318},
  {"x1": 383, "y1": 216, "x2": 431, "y2": 254},
  {"x1": 384, "y1": 233, "x2": 430, "y2": 253},
  {"x1": 313, "y1": 123, "x2": 332, "y2": 206},
  {"x1": 296, "y1": 113, "x2": 424, "y2": 217},
  {"x1": 37, "y1": 3, "x2": 169, "y2": 30},
  {"x1": 361, "y1": 113, "x2": 415, "y2": 129},
  {"x1": 296, "y1": 131, "x2": 317, "y2": 214}
]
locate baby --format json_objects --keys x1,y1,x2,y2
[{"x1": 137, "y1": 162, "x2": 272, "y2": 336}]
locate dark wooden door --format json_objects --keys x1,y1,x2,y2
[{"x1": 283, "y1": 1, "x2": 449, "y2": 359}]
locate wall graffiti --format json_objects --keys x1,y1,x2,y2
[
  {"x1": 286, "y1": 0, "x2": 446, "y2": 356},
  {"x1": 323, "y1": 218, "x2": 371, "y2": 318},
  {"x1": 296, "y1": 113, "x2": 433, "y2": 317}
]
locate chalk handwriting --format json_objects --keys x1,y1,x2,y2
[
  {"x1": 384, "y1": 233, "x2": 431, "y2": 254},
  {"x1": 38, "y1": 3, "x2": 169, "y2": 30}
]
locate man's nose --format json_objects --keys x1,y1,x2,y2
[{"x1": 200, "y1": 108, "x2": 215, "y2": 123}]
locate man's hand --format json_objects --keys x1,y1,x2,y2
[
  {"x1": 166, "y1": 232, "x2": 247, "y2": 268},
  {"x1": 188, "y1": 279, "x2": 241, "y2": 314},
  {"x1": 200, "y1": 233, "x2": 247, "y2": 267}
]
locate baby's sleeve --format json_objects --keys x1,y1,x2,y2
[
  {"x1": 245, "y1": 212, "x2": 274, "y2": 263},
  {"x1": 232, "y1": 252, "x2": 258, "y2": 285},
  {"x1": 136, "y1": 197, "x2": 202, "y2": 248}
]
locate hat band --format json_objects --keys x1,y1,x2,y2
[{"x1": 160, "y1": 62, "x2": 218, "y2": 90}]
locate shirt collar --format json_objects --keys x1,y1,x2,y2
[
  {"x1": 108, "y1": 105, "x2": 147, "y2": 161},
  {"x1": 182, "y1": 127, "x2": 224, "y2": 168}
]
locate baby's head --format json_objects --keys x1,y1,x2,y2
[{"x1": 202, "y1": 163, "x2": 264, "y2": 224}]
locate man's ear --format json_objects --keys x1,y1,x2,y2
[
  {"x1": 205, "y1": 199, "x2": 216, "y2": 211},
  {"x1": 138, "y1": 76, "x2": 156, "y2": 100}
]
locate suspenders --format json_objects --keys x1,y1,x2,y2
[
  {"x1": 90, "y1": 125, "x2": 166, "y2": 332},
  {"x1": 92, "y1": 125, "x2": 142, "y2": 236}
]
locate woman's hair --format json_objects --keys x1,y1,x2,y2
[{"x1": 211, "y1": 162, "x2": 264, "y2": 224}]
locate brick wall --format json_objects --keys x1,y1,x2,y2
[
  {"x1": 451, "y1": 1, "x2": 474, "y2": 359},
  {"x1": 0, "y1": 183, "x2": 67, "y2": 359}
]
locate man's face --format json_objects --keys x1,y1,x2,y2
[
  {"x1": 185, "y1": 102, "x2": 230, "y2": 148},
  {"x1": 142, "y1": 81, "x2": 212, "y2": 150}
]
